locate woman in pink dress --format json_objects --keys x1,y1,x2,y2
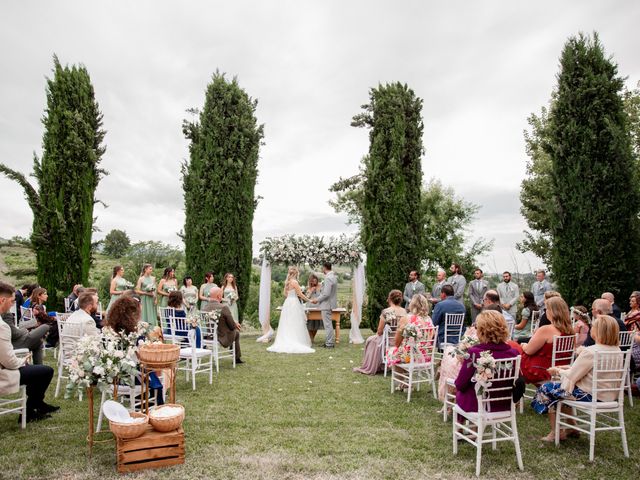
[{"x1": 386, "y1": 294, "x2": 433, "y2": 368}]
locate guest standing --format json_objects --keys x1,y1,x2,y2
[
  {"x1": 429, "y1": 268, "x2": 447, "y2": 306},
  {"x1": 497, "y1": 271, "x2": 519, "y2": 319},
  {"x1": 135, "y1": 264, "x2": 157, "y2": 326},
  {"x1": 180, "y1": 276, "x2": 199, "y2": 311},
  {"x1": 447, "y1": 263, "x2": 466, "y2": 304},
  {"x1": 403, "y1": 270, "x2": 425, "y2": 309},
  {"x1": 157, "y1": 268, "x2": 178, "y2": 309},
  {"x1": 199, "y1": 272, "x2": 217, "y2": 311},
  {"x1": 222, "y1": 273, "x2": 240, "y2": 323},
  {"x1": 107, "y1": 266, "x2": 129, "y2": 313},
  {"x1": 468, "y1": 268, "x2": 488, "y2": 323},
  {"x1": 532, "y1": 270, "x2": 552, "y2": 311},
  {"x1": 305, "y1": 273, "x2": 323, "y2": 343}
]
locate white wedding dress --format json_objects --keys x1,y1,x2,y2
[{"x1": 267, "y1": 289, "x2": 315, "y2": 354}]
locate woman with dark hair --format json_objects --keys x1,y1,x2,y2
[
  {"x1": 513, "y1": 291, "x2": 538, "y2": 341},
  {"x1": 306, "y1": 273, "x2": 322, "y2": 343},
  {"x1": 157, "y1": 268, "x2": 177, "y2": 309},
  {"x1": 199, "y1": 272, "x2": 217, "y2": 311},
  {"x1": 21, "y1": 284, "x2": 39, "y2": 309},
  {"x1": 354, "y1": 290, "x2": 406, "y2": 375},
  {"x1": 107, "y1": 266, "x2": 129, "y2": 313},
  {"x1": 222, "y1": 273, "x2": 239, "y2": 323},
  {"x1": 180, "y1": 276, "x2": 198, "y2": 311},
  {"x1": 135, "y1": 264, "x2": 156, "y2": 326}
]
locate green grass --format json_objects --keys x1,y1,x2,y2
[{"x1": 1, "y1": 330, "x2": 639, "y2": 479}]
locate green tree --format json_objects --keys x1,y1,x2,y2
[
  {"x1": 546, "y1": 33, "x2": 640, "y2": 303},
  {"x1": 352, "y1": 82, "x2": 425, "y2": 329},
  {"x1": 182, "y1": 72, "x2": 263, "y2": 321},
  {"x1": 0, "y1": 55, "x2": 106, "y2": 308},
  {"x1": 103, "y1": 229, "x2": 130, "y2": 258}
]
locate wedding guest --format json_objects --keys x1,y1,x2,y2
[
  {"x1": 135, "y1": 264, "x2": 157, "y2": 327},
  {"x1": 202, "y1": 287, "x2": 243, "y2": 364},
  {"x1": 572, "y1": 306, "x2": 590, "y2": 346},
  {"x1": 536, "y1": 290, "x2": 561, "y2": 328},
  {"x1": 454, "y1": 310, "x2": 519, "y2": 414},
  {"x1": 497, "y1": 272, "x2": 519, "y2": 318},
  {"x1": 107, "y1": 266, "x2": 129, "y2": 313},
  {"x1": 583, "y1": 298, "x2": 626, "y2": 347},
  {"x1": 168, "y1": 291, "x2": 186, "y2": 318},
  {"x1": 532, "y1": 270, "x2": 552, "y2": 310},
  {"x1": 468, "y1": 268, "x2": 488, "y2": 323},
  {"x1": 29, "y1": 287, "x2": 55, "y2": 317},
  {"x1": 429, "y1": 268, "x2": 447, "y2": 306},
  {"x1": 532, "y1": 315, "x2": 621, "y2": 442},
  {"x1": 438, "y1": 322, "x2": 478, "y2": 403},
  {"x1": 14, "y1": 284, "x2": 28, "y2": 323},
  {"x1": 353, "y1": 290, "x2": 406, "y2": 375},
  {"x1": 601, "y1": 292, "x2": 622, "y2": 321},
  {"x1": 482, "y1": 290, "x2": 514, "y2": 323},
  {"x1": 403, "y1": 270, "x2": 425, "y2": 308},
  {"x1": 1, "y1": 306, "x2": 49, "y2": 366},
  {"x1": 166, "y1": 291, "x2": 201, "y2": 348},
  {"x1": 447, "y1": 263, "x2": 466, "y2": 304},
  {"x1": 76, "y1": 287, "x2": 103, "y2": 329},
  {"x1": 509, "y1": 296, "x2": 574, "y2": 384},
  {"x1": 64, "y1": 292, "x2": 100, "y2": 338},
  {"x1": 306, "y1": 273, "x2": 323, "y2": 343},
  {"x1": 431, "y1": 284, "x2": 466, "y2": 346},
  {"x1": 179, "y1": 276, "x2": 198, "y2": 311},
  {"x1": 157, "y1": 268, "x2": 178, "y2": 309},
  {"x1": 222, "y1": 273, "x2": 240, "y2": 323},
  {"x1": 513, "y1": 291, "x2": 537, "y2": 341},
  {"x1": 65, "y1": 284, "x2": 82, "y2": 312},
  {"x1": 624, "y1": 291, "x2": 640, "y2": 332},
  {"x1": 199, "y1": 272, "x2": 217, "y2": 311},
  {"x1": 0, "y1": 282, "x2": 58, "y2": 423}
]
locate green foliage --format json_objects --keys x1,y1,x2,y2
[
  {"x1": 0, "y1": 55, "x2": 106, "y2": 309},
  {"x1": 182, "y1": 72, "x2": 264, "y2": 321},
  {"x1": 102, "y1": 229, "x2": 130, "y2": 257},
  {"x1": 353, "y1": 82, "x2": 425, "y2": 329},
  {"x1": 546, "y1": 33, "x2": 640, "y2": 304},
  {"x1": 125, "y1": 240, "x2": 184, "y2": 276}
]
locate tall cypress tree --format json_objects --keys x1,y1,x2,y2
[
  {"x1": 353, "y1": 82, "x2": 425, "y2": 329},
  {"x1": 547, "y1": 33, "x2": 640, "y2": 303},
  {"x1": 1, "y1": 55, "x2": 106, "y2": 308},
  {"x1": 182, "y1": 73, "x2": 263, "y2": 321}
]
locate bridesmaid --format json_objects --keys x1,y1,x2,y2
[
  {"x1": 180, "y1": 276, "x2": 199, "y2": 311},
  {"x1": 135, "y1": 264, "x2": 157, "y2": 326},
  {"x1": 222, "y1": 273, "x2": 240, "y2": 323},
  {"x1": 199, "y1": 272, "x2": 217, "y2": 311},
  {"x1": 157, "y1": 267, "x2": 178, "y2": 309},
  {"x1": 107, "y1": 265, "x2": 129, "y2": 313}
]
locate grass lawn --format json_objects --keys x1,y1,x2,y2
[{"x1": 1, "y1": 330, "x2": 639, "y2": 480}]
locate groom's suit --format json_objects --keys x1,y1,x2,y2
[{"x1": 316, "y1": 271, "x2": 338, "y2": 347}]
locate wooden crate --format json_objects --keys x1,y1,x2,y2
[{"x1": 116, "y1": 425, "x2": 184, "y2": 473}]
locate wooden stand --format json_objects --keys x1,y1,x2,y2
[
  {"x1": 305, "y1": 308, "x2": 347, "y2": 343},
  {"x1": 139, "y1": 360, "x2": 177, "y2": 414},
  {"x1": 116, "y1": 425, "x2": 185, "y2": 473}
]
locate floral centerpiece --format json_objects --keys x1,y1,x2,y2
[
  {"x1": 259, "y1": 234, "x2": 363, "y2": 266},
  {"x1": 165, "y1": 285, "x2": 177, "y2": 294}
]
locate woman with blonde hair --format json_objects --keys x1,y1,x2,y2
[
  {"x1": 267, "y1": 267, "x2": 315, "y2": 354},
  {"x1": 509, "y1": 296, "x2": 574, "y2": 384},
  {"x1": 387, "y1": 294, "x2": 433, "y2": 368},
  {"x1": 532, "y1": 315, "x2": 621, "y2": 442}
]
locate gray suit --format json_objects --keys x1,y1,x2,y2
[
  {"x1": 315, "y1": 271, "x2": 338, "y2": 346},
  {"x1": 403, "y1": 281, "x2": 425, "y2": 307},
  {"x1": 497, "y1": 281, "x2": 519, "y2": 318},
  {"x1": 446, "y1": 274, "x2": 467, "y2": 304},
  {"x1": 468, "y1": 279, "x2": 488, "y2": 322}
]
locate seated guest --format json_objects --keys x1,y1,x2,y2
[
  {"x1": 583, "y1": 298, "x2": 626, "y2": 347},
  {"x1": 509, "y1": 296, "x2": 574, "y2": 384},
  {"x1": 66, "y1": 284, "x2": 82, "y2": 312},
  {"x1": 532, "y1": 315, "x2": 621, "y2": 442},
  {"x1": 27, "y1": 287, "x2": 56, "y2": 317},
  {"x1": 1, "y1": 309, "x2": 49, "y2": 365},
  {"x1": 624, "y1": 291, "x2": 640, "y2": 332},
  {"x1": 438, "y1": 322, "x2": 478, "y2": 404},
  {"x1": 386, "y1": 294, "x2": 433, "y2": 371},
  {"x1": 64, "y1": 292, "x2": 100, "y2": 337},
  {"x1": 572, "y1": 306, "x2": 590, "y2": 346},
  {"x1": 0, "y1": 282, "x2": 58, "y2": 423},
  {"x1": 21, "y1": 284, "x2": 39, "y2": 309},
  {"x1": 482, "y1": 290, "x2": 514, "y2": 322},
  {"x1": 514, "y1": 291, "x2": 537, "y2": 341},
  {"x1": 76, "y1": 287, "x2": 103, "y2": 329},
  {"x1": 164, "y1": 291, "x2": 201, "y2": 347},
  {"x1": 432, "y1": 284, "x2": 466, "y2": 346},
  {"x1": 201, "y1": 287, "x2": 244, "y2": 364},
  {"x1": 601, "y1": 292, "x2": 622, "y2": 321},
  {"x1": 536, "y1": 290, "x2": 562, "y2": 328},
  {"x1": 14, "y1": 285, "x2": 28, "y2": 323},
  {"x1": 454, "y1": 310, "x2": 519, "y2": 413},
  {"x1": 353, "y1": 289, "x2": 406, "y2": 375}
]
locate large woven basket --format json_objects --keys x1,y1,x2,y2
[
  {"x1": 149, "y1": 404, "x2": 185, "y2": 432},
  {"x1": 109, "y1": 411, "x2": 148, "y2": 439},
  {"x1": 137, "y1": 343, "x2": 180, "y2": 367}
]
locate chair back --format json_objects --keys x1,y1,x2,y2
[
  {"x1": 406, "y1": 324, "x2": 438, "y2": 366},
  {"x1": 58, "y1": 331, "x2": 82, "y2": 366},
  {"x1": 64, "y1": 297, "x2": 72, "y2": 313},
  {"x1": 169, "y1": 314, "x2": 191, "y2": 344},
  {"x1": 505, "y1": 318, "x2": 515, "y2": 339},
  {"x1": 531, "y1": 310, "x2": 541, "y2": 332},
  {"x1": 619, "y1": 331, "x2": 634, "y2": 349},
  {"x1": 18, "y1": 306, "x2": 33, "y2": 327},
  {"x1": 551, "y1": 334, "x2": 577, "y2": 367},
  {"x1": 476, "y1": 355, "x2": 522, "y2": 414},
  {"x1": 159, "y1": 307, "x2": 175, "y2": 324},
  {"x1": 443, "y1": 313, "x2": 465, "y2": 346},
  {"x1": 590, "y1": 350, "x2": 631, "y2": 404},
  {"x1": 200, "y1": 311, "x2": 220, "y2": 343}
]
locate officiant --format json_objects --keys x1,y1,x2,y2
[{"x1": 305, "y1": 273, "x2": 322, "y2": 343}]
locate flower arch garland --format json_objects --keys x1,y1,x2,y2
[{"x1": 257, "y1": 234, "x2": 365, "y2": 344}]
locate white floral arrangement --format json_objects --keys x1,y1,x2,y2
[
  {"x1": 448, "y1": 333, "x2": 479, "y2": 360},
  {"x1": 259, "y1": 234, "x2": 363, "y2": 266},
  {"x1": 166, "y1": 286, "x2": 177, "y2": 294},
  {"x1": 472, "y1": 350, "x2": 513, "y2": 395},
  {"x1": 184, "y1": 296, "x2": 197, "y2": 308},
  {"x1": 144, "y1": 284, "x2": 156, "y2": 293},
  {"x1": 124, "y1": 281, "x2": 135, "y2": 289},
  {"x1": 224, "y1": 289, "x2": 239, "y2": 304},
  {"x1": 383, "y1": 311, "x2": 398, "y2": 324}
]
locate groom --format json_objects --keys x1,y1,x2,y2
[{"x1": 311, "y1": 262, "x2": 337, "y2": 348}]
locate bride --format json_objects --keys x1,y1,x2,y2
[{"x1": 267, "y1": 266, "x2": 315, "y2": 354}]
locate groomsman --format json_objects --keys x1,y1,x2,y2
[
  {"x1": 429, "y1": 268, "x2": 447, "y2": 306},
  {"x1": 447, "y1": 263, "x2": 467, "y2": 304},
  {"x1": 497, "y1": 271, "x2": 519, "y2": 318},
  {"x1": 532, "y1": 270, "x2": 552, "y2": 310},
  {"x1": 403, "y1": 270, "x2": 425, "y2": 308},
  {"x1": 468, "y1": 268, "x2": 488, "y2": 322}
]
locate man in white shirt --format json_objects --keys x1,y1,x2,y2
[{"x1": 64, "y1": 292, "x2": 100, "y2": 337}]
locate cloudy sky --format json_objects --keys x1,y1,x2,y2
[{"x1": 1, "y1": 1, "x2": 638, "y2": 273}]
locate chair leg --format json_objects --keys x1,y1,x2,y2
[
  {"x1": 626, "y1": 372, "x2": 633, "y2": 407},
  {"x1": 475, "y1": 424, "x2": 485, "y2": 477},
  {"x1": 554, "y1": 404, "x2": 561, "y2": 447},
  {"x1": 54, "y1": 370, "x2": 62, "y2": 398},
  {"x1": 390, "y1": 371, "x2": 395, "y2": 394},
  {"x1": 431, "y1": 367, "x2": 437, "y2": 399},
  {"x1": 191, "y1": 357, "x2": 197, "y2": 391},
  {"x1": 232, "y1": 345, "x2": 236, "y2": 368},
  {"x1": 21, "y1": 386, "x2": 27, "y2": 430},
  {"x1": 492, "y1": 425, "x2": 497, "y2": 450},
  {"x1": 619, "y1": 408, "x2": 629, "y2": 457},
  {"x1": 407, "y1": 371, "x2": 412, "y2": 403},
  {"x1": 209, "y1": 354, "x2": 213, "y2": 385},
  {"x1": 589, "y1": 411, "x2": 596, "y2": 462},
  {"x1": 512, "y1": 417, "x2": 524, "y2": 471},
  {"x1": 452, "y1": 416, "x2": 458, "y2": 455}
]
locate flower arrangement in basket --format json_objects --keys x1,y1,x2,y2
[{"x1": 472, "y1": 350, "x2": 514, "y2": 395}]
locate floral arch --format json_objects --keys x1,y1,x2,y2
[{"x1": 256, "y1": 235, "x2": 366, "y2": 344}]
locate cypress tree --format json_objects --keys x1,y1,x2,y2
[
  {"x1": 182, "y1": 73, "x2": 263, "y2": 321},
  {"x1": 353, "y1": 82, "x2": 425, "y2": 329},
  {"x1": 547, "y1": 33, "x2": 640, "y2": 303},
  {"x1": 0, "y1": 55, "x2": 106, "y2": 308}
]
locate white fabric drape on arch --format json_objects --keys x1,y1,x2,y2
[
  {"x1": 256, "y1": 258, "x2": 274, "y2": 343},
  {"x1": 349, "y1": 262, "x2": 365, "y2": 344}
]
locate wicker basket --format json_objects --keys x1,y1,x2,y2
[
  {"x1": 109, "y1": 412, "x2": 149, "y2": 439},
  {"x1": 137, "y1": 343, "x2": 180, "y2": 367},
  {"x1": 149, "y1": 404, "x2": 185, "y2": 432}
]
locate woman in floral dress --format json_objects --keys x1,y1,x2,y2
[{"x1": 386, "y1": 294, "x2": 433, "y2": 369}]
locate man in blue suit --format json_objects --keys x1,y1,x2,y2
[{"x1": 431, "y1": 284, "x2": 466, "y2": 346}]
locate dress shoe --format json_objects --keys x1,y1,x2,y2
[
  {"x1": 235, "y1": 359, "x2": 244, "y2": 364},
  {"x1": 19, "y1": 410, "x2": 51, "y2": 424},
  {"x1": 323, "y1": 344, "x2": 335, "y2": 349},
  {"x1": 38, "y1": 402, "x2": 60, "y2": 414}
]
